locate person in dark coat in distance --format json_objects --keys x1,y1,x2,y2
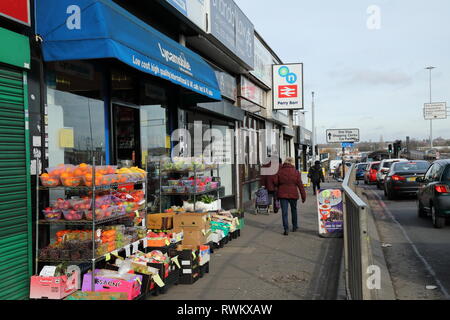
[
  {"x1": 308, "y1": 160, "x2": 325, "y2": 195},
  {"x1": 260, "y1": 157, "x2": 282, "y2": 213},
  {"x1": 274, "y1": 157, "x2": 307, "y2": 235}
]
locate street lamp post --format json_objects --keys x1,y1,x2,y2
[
  {"x1": 425, "y1": 66, "x2": 435, "y2": 149},
  {"x1": 311, "y1": 91, "x2": 316, "y2": 163}
]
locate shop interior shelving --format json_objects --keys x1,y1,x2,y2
[
  {"x1": 34, "y1": 157, "x2": 148, "y2": 292},
  {"x1": 149, "y1": 159, "x2": 224, "y2": 213}
]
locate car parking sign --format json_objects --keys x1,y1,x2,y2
[{"x1": 272, "y1": 63, "x2": 303, "y2": 110}]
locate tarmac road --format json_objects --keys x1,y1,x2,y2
[{"x1": 360, "y1": 182, "x2": 450, "y2": 300}]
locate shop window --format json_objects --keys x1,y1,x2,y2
[
  {"x1": 46, "y1": 62, "x2": 105, "y2": 166},
  {"x1": 140, "y1": 105, "x2": 169, "y2": 164}
]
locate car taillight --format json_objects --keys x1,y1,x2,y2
[
  {"x1": 392, "y1": 175, "x2": 406, "y2": 181},
  {"x1": 435, "y1": 185, "x2": 450, "y2": 193}
]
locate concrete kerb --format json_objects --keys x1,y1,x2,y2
[{"x1": 356, "y1": 187, "x2": 396, "y2": 300}]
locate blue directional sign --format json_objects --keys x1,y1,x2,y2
[{"x1": 341, "y1": 142, "x2": 354, "y2": 148}]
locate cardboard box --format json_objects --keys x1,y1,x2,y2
[
  {"x1": 173, "y1": 212, "x2": 211, "y2": 230},
  {"x1": 81, "y1": 270, "x2": 142, "y2": 300},
  {"x1": 182, "y1": 229, "x2": 208, "y2": 247},
  {"x1": 30, "y1": 274, "x2": 78, "y2": 300},
  {"x1": 65, "y1": 291, "x2": 128, "y2": 300},
  {"x1": 147, "y1": 213, "x2": 175, "y2": 230}
]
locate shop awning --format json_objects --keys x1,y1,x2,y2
[{"x1": 36, "y1": 0, "x2": 221, "y2": 101}]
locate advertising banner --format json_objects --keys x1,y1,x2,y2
[
  {"x1": 272, "y1": 63, "x2": 304, "y2": 110},
  {"x1": 317, "y1": 189, "x2": 343, "y2": 238},
  {"x1": 209, "y1": 0, "x2": 254, "y2": 68},
  {"x1": 0, "y1": 0, "x2": 31, "y2": 26}
]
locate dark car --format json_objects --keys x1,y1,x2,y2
[
  {"x1": 417, "y1": 160, "x2": 450, "y2": 228},
  {"x1": 356, "y1": 163, "x2": 368, "y2": 180},
  {"x1": 384, "y1": 160, "x2": 431, "y2": 200}
]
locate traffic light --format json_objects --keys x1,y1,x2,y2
[
  {"x1": 308, "y1": 146, "x2": 312, "y2": 156},
  {"x1": 388, "y1": 144, "x2": 393, "y2": 154},
  {"x1": 393, "y1": 140, "x2": 402, "y2": 158}
]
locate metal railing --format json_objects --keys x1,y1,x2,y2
[{"x1": 342, "y1": 164, "x2": 370, "y2": 300}]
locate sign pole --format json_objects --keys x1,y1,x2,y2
[
  {"x1": 342, "y1": 146, "x2": 345, "y2": 180},
  {"x1": 312, "y1": 91, "x2": 315, "y2": 162}
]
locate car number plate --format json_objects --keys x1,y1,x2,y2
[{"x1": 407, "y1": 177, "x2": 417, "y2": 182}]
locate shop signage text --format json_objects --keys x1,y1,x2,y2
[
  {"x1": 251, "y1": 36, "x2": 274, "y2": 87},
  {"x1": 0, "y1": 0, "x2": 31, "y2": 26},
  {"x1": 209, "y1": 0, "x2": 254, "y2": 68},
  {"x1": 272, "y1": 63, "x2": 304, "y2": 110},
  {"x1": 158, "y1": 43, "x2": 192, "y2": 75},
  {"x1": 166, "y1": 0, "x2": 207, "y2": 31}
]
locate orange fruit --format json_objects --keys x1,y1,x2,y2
[
  {"x1": 41, "y1": 173, "x2": 49, "y2": 178},
  {"x1": 73, "y1": 168, "x2": 83, "y2": 176}
]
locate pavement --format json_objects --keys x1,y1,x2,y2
[
  {"x1": 151, "y1": 181, "x2": 344, "y2": 300},
  {"x1": 359, "y1": 183, "x2": 450, "y2": 300}
]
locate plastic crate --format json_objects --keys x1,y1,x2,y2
[
  {"x1": 159, "y1": 268, "x2": 180, "y2": 294},
  {"x1": 199, "y1": 262, "x2": 210, "y2": 278},
  {"x1": 179, "y1": 266, "x2": 201, "y2": 285}
]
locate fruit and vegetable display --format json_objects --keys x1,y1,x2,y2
[
  {"x1": 161, "y1": 176, "x2": 219, "y2": 194},
  {"x1": 42, "y1": 190, "x2": 146, "y2": 222},
  {"x1": 40, "y1": 164, "x2": 147, "y2": 188},
  {"x1": 161, "y1": 156, "x2": 218, "y2": 172},
  {"x1": 38, "y1": 225, "x2": 147, "y2": 261}
]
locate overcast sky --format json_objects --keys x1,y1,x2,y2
[{"x1": 235, "y1": 0, "x2": 450, "y2": 143}]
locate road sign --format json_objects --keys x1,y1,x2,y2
[
  {"x1": 326, "y1": 129, "x2": 360, "y2": 143},
  {"x1": 341, "y1": 142, "x2": 354, "y2": 148},
  {"x1": 424, "y1": 102, "x2": 447, "y2": 120}
]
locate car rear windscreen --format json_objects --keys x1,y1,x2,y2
[
  {"x1": 443, "y1": 166, "x2": 450, "y2": 181},
  {"x1": 371, "y1": 164, "x2": 380, "y2": 170},
  {"x1": 393, "y1": 162, "x2": 430, "y2": 172}
]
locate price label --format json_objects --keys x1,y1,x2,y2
[
  {"x1": 125, "y1": 245, "x2": 131, "y2": 257},
  {"x1": 192, "y1": 251, "x2": 196, "y2": 260},
  {"x1": 135, "y1": 210, "x2": 140, "y2": 217},
  {"x1": 171, "y1": 256, "x2": 181, "y2": 269},
  {"x1": 165, "y1": 239, "x2": 170, "y2": 246},
  {"x1": 143, "y1": 238, "x2": 148, "y2": 248},
  {"x1": 152, "y1": 274, "x2": 165, "y2": 288},
  {"x1": 132, "y1": 241, "x2": 139, "y2": 253},
  {"x1": 105, "y1": 253, "x2": 111, "y2": 261}
]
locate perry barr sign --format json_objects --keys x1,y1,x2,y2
[
  {"x1": 0, "y1": 0, "x2": 31, "y2": 26},
  {"x1": 272, "y1": 63, "x2": 304, "y2": 110},
  {"x1": 326, "y1": 129, "x2": 360, "y2": 143}
]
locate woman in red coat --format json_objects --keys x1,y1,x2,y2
[{"x1": 274, "y1": 157, "x2": 307, "y2": 235}]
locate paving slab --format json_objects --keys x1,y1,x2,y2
[{"x1": 150, "y1": 182, "x2": 343, "y2": 300}]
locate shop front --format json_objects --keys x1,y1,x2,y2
[
  {"x1": 297, "y1": 126, "x2": 312, "y2": 172},
  {"x1": 0, "y1": 26, "x2": 32, "y2": 300},
  {"x1": 37, "y1": 0, "x2": 221, "y2": 168}
]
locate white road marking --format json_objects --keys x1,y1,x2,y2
[{"x1": 370, "y1": 190, "x2": 450, "y2": 299}]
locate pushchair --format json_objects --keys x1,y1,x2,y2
[{"x1": 255, "y1": 186, "x2": 270, "y2": 215}]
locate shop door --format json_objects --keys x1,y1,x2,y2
[
  {"x1": 0, "y1": 65, "x2": 32, "y2": 300},
  {"x1": 112, "y1": 103, "x2": 141, "y2": 167}
]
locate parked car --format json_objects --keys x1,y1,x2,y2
[
  {"x1": 417, "y1": 160, "x2": 450, "y2": 228},
  {"x1": 356, "y1": 163, "x2": 369, "y2": 180},
  {"x1": 376, "y1": 158, "x2": 409, "y2": 189},
  {"x1": 384, "y1": 160, "x2": 431, "y2": 200},
  {"x1": 364, "y1": 161, "x2": 380, "y2": 185}
]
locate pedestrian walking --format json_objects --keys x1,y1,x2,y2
[
  {"x1": 308, "y1": 160, "x2": 325, "y2": 195},
  {"x1": 274, "y1": 157, "x2": 307, "y2": 235},
  {"x1": 260, "y1": 158, "x2": 282, "y2": 213}
]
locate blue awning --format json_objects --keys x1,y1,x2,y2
[{"x1": 36, "y1": 0, "x2": 221, "y2": 101}]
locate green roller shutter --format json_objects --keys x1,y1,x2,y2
[{"x1": 0, "y1": 64, "x2": 32, "y2": 300}]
